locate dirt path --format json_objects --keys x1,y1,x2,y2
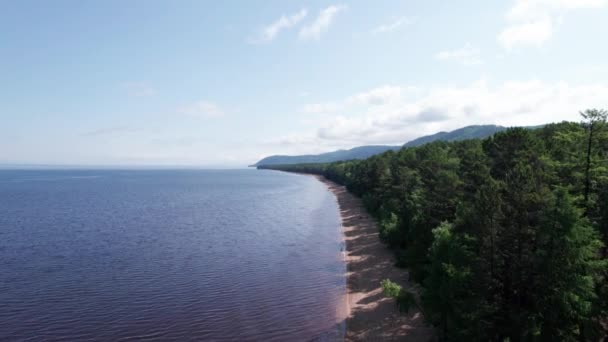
[{"x1": 316, "y1": 176, "x2": 434, "y2": 341}]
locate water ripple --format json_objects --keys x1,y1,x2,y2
[{"x1": 0, "y1": 169, "x2": 346, "y2": 341}]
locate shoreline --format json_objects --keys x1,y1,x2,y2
[{"x1": 313, "y1": 175, "x2": 433, "y2": 341}]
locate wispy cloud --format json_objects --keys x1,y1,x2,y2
[
  {"x1": 177, "y1": 101, "x2": 225, "y2": 119},
  {"x1": 435, "y1": 44, "x2": 483, "y2": 66},
  {"x1": 371, "y1": 17, "x2": 412, "y2": 34},
  {"x1": 301, "y1": 102, "x2": 343, "y2": 114},
  {"x1": 498, "y1": 0, "x2": 608, "y2": 50},
  {"x1": 250, "y1": 9, "x2": 307, "y2": 43},
  {"x1": 82, "y1": 126, "x2": 137, "y2": 137},
  {"x1": 299, "y1": 5, "x2": 347, "y2": 40},
  {"x1": 121, "y1": 82, "x2": 156, "y2": 97},
  {"x1": 498, "y1": 15, "x2": 553, "y2": 50},
  {"x1": 301, "y1": 85, "x2": 410, "y2": 114},
  {"x1": 346, "y1": 85, "x2": 404, "y2": 106}
]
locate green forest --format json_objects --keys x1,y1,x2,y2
[{"x1": 259, "y1": 110, "x2": 608, "y2": 341}]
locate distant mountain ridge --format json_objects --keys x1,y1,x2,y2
[
  {"x1": 253, "y1": 124, "x2": 512, "y2": 167},
  {"x1": 251, "y1": 145, "x2": 401, "y2": 167},
  {"x1": 403, "y1": 125, "x2": 507, "y2": 147}
]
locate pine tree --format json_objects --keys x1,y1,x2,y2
[
  {"x1": 422, "y1": 222, "x2": 478, "y2": 341},
  {"x1": 580, "y1": 109, "x2": 608, "y2": 211},
  {"x1": 534, "y1": 188, "x2": 606, "y2": 340}
]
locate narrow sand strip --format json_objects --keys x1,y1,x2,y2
[{"x1": 316, "y1": 176, "x2": 434, "y2": 341}]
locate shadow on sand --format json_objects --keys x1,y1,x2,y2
[{"x1": 317, "y1": 177, "x2": 435, "y2": 342}]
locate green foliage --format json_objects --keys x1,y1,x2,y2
[
  {"x1": 404, "y1": 124, "x2": 509, "y2": 147},
  {"x1": 535, "y1": 188, "x2": 606, "y2": 340},
  {"x1": 381, "y1": 279, "x2": 417, "y2": 313},
  {"x1": 259, "y1": 113, "x2": 608, "y2": 340},
  {"x1": 379, "y1": 212, "x2": 400, "y2": 245},
  {"x1": 381, "y1": 278, "x2": 402, "y2": 297},
  {"x1": 422, "y1": 222, "x2": 481, "y2": 340}
]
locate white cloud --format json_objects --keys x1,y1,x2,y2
[
  {"x1": 506, "y1": 0, "x2": 607, "y2": 21},
  {"x1": 285, "y1": 80, "x2": 608, "y2": 149},
  {"x1": 346, "y1": 85, "x2": 404, "y2": 105},
  {"x1": 435, "y1": 44, "x2": 483, "y2": 66},
  {"x1": 301, "y1": 102, "x2": 343, "y2": 114},
  {"x1": 177, "y1": 101, "x2": 225, "y2": 119},
  {"x1": 299, "y1": 5, "x2": 347, "y2": 40},
  {"x1": 371, "y1": 17, "x2": 411, "y2": 34},
  {"x1": 498, "y1": 0, "x2": 607, "y2": 49},
  {"x1": 498, "y1": 15, "x2": 553, "y2": 49},
  {"x1": 252, "y1": 9, "x2": 307, "y2": 43},
  {"x1": 300, "y1": 85, "x2": 406, "y2": 114}
]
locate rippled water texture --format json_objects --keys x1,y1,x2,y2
[{"x1": 0, "y1": 169, "x2": 346, "y2": 341}]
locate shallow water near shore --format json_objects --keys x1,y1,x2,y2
[{"x1": 0, "y1": 169, "x2": 346, "y2": 341}]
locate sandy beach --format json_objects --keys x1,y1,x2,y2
[{"x1": 316, "y1": 176, "x2": 434, "y2": 341}]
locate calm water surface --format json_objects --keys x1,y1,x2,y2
[{"x1": 0, "y1": 169, "x2": 346, "y2": 341}]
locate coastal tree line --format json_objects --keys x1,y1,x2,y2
[{"x1": 259, "y1": 110, "x2": 608, "y2": 341}]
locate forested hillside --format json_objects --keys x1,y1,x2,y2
[
  {"x1": 259, "y1": 110, "x2": 608, "y2": 341},
  {"x1": 253, "y1": 125, "x2": 517, "y2": 167},
  {"x1": 251, "y1": 145, "x2": 401, "y2": 167},
  {"x1": 403, "y1": 125, "x2": 508, "y2": 147}
]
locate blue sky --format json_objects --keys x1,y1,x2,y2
[{"x1": 2, "y1": 0, "x2": 608, "y2": 167}]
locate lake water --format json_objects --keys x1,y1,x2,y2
[{"x1": 0, "y1": 169, "x2": 346, "y2": 341}]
